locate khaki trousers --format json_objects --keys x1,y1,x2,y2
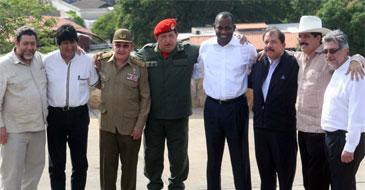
[
  {"x1": 99, "y1": 130, "x2": 141, "y2": 190},
  {"x1": 0, "y1": 130, "x2": 45, "y2": 190}
]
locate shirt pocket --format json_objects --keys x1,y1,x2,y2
[{"x1": 78, "y1": 73, "x2": 90, "y2": 97}]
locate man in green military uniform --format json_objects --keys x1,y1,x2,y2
[
  {"x1": 96, "y1": 28, "x2": 150, "y2": 190},
  {"x1": 137, "y1": 18, "x2": 199, "y2": 190}
]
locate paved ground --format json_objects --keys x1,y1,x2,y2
[{"x1": 38, "y1": 108, "x2": 365, "y2": 189}]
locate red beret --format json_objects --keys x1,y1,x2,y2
[{"x1": 153, "y1": 18, "x2": 177, "y2": 37}]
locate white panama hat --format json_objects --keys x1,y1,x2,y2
[{"x1": 297, "y1": 15, "x2": 331, "y2": 34}]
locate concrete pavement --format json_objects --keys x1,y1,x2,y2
[{"x1": 38, "y1": 108, "x2": 365, "y2": 189}]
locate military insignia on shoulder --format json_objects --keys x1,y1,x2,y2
[
  {"x1": 130, "y1": 51, "x2": 146, "y2": 67},
  {"x1": 141, "y1": 43, "x2": 154, "y2": 49},
  {"x1": 97, "y1": 51, "x2": 113, "y2": 61}
]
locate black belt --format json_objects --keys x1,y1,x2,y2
[
  {"x1": 48, "y1": 104, "x2": 87, "y2": 112},
  {"x1": 325, "y1": 130, "x2": 347, "y2": 135},
  {"x1": 207, "y1": 94, "x2": 246, "y2": 105}
]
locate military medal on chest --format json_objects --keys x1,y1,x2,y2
[{"x1": 126, "y1": 68, "x2": 139, "y2": 82}]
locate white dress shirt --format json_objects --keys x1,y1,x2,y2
[
  {"x1": 196, "y1": 37, "x2": 257, "y2": 100},
  {"x1": 321, "y1": 58, "x2": 365, "y2": 152},
  {"x1": 262, "y1": 57, "x2": 280, "y2": 101},
  {"x1": 43, "y1": 50, "x2": 99, "y2": 107}
]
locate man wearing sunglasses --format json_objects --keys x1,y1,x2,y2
[
  {"x1": 294, "y1": 16, "x2": 365, "y2": 190},
  {"x1": 96, "y1": 28, "x2": 150, "y2": 190},
  {"x1": 321, "y1": 29, "x2": 365, "y2": 190}
]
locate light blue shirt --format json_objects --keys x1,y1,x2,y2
[{"x1": 262, "y1": 57, "x2": 280, "y2": 101}]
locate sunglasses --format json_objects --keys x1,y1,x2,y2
[{"x1": 322, "y1": 48, "x2": 341, "y2": 54}]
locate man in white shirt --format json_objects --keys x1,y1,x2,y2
[
  {"x1": 321, "y1": 29, "x2": 365, "y2": 190},
  {"x1": 0, "y1": 26, "x2": 48, "y2": 190},
  {"x1": 196, "y1": 11, "x2": 257, "y2": 190},
  {"x1": 43, "y1": 24, "x2": 99, "y2": 190}
]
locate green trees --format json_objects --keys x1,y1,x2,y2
[
  {"x1": 67, "y1": 10, "x2": 86, "y2": 27},
  {"x1": 96, "y1": 0, "x2": 315, "y2": 47},
  {"x1": 317, "y1": 0, "x2": 365, "y2": 55},
  {"x1": 0, "y1": 0, "x2": 56, "y2": 54},
  {"x1": 91, "y1": 11, "x2": 118, "y2": 41}
]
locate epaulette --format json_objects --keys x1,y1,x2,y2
[
  {"x1": 140, "y1": 43, "x2": 155, "y2": 49},
  {"x1": 130, "y1": 51, "x2": 146, "y2": 67},
  {"x1": 97, "y1": 51, "x2": 113, "y2": 61}
]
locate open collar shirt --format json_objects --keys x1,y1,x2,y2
[
  {"x1": 197, "y1": 37, "x2": 257, "y2": 100},
  {"x1": 295, "y1": 45, "x2": 333, "y2": 133},
  {"x1": 262, "y1": 57, "x2": 280, "y2": 101},
  {"x1": 43, "y1": 50, "x2": 99, "y2": 107},
  {"x1": 0, "y1": 49, "x2": 48, "y2": 133},
  {"x1": 321, "y1": 58, "x2": 365, "y2": 152}
]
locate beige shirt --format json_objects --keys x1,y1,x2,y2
[
  {"x1": 0, "y1": 50, "x2": 48, "y2": 133},
  {"x1": 295, "y1": 46, "x2": 333, "y2": 133},
  {"x1": 99, "y1": 55, "x2": 150, "y2": 135}
]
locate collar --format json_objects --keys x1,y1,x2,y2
[
  {"x1": 211, "y1": 36, "x2": 240, "y2": 47},
  {"x1": 58, "y1": 50, "x2": 77, "y2": 64},
  {"x1": 314, "y1": 45, "x2": 324, "y2": 54},
  {"x1": 10, "y1": 48, "x2": 25, "y2": 65},
  {"x1": 336, "y1": 56, "x2": 351, "y2": 73}
]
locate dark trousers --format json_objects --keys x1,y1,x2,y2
[
  {"x1": 204, "y1": 95, "x2": 251, "y2": 190},
  {"x1": 325, "y1": 131, "x2": 365, "y2": 190},
  {"x1": 100, "y1": 130, "x2": 141, "y2": 190},
  {"x1": 298, "y1": 131, "x2": 330, "y2": 190},
  {"x1": 47, "y1": 105, "x2": 89, "y2": 190},
  {"x1": 144, "y1": 117, "x2": 189, "y2": 190},
  {"x1": 254, "y1": 128, "x2": 297, "y2": 190}
]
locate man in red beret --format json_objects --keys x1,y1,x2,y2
[{"x1": 137, "y1": 18, "x2": 199, "y2": 190}]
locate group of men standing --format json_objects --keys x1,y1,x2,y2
[{"x1": 0, "y1": 11, "x2": 364, "y2": 190}]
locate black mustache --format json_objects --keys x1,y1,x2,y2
[
  {"x1": 300, "y1": 42, "x2": 308, "y2": 46},
  {"x1": 264, "y1": 47, "x2": 275, "y2": 52}
]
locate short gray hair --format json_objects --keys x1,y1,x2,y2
[
  {"x1": 322, "y1": 29, "x2": 349, "y2": 49},
  {"x1": 15, "y1": 26, "x2": 37, "y2": 42}
]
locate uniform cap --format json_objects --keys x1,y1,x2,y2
[
  {"x1": 153, "y1": 18, "x2": 177, "y2": 37},
  {"x1": 113, "y1": 28, "x2": 133, "y2": 43}
]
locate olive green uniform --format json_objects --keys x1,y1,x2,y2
[
  {"x1": 99, "y1": 52, "x2": 150, "y2": 190},
  {"x1": 137, "y1": 42, "x2": 199, "y2": 190}
]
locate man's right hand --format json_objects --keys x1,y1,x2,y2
[
  {"x1": 93, "y1": 52, "x2": 103, "y2": 70},
  {"x1": 0, "y1": 127, "x2": 8, "y2": 145}
]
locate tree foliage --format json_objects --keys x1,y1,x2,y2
[
  {"x1": 67, "y1": 10, "x2": 85, "y2": 27},
  {"x1": 317, "y1": 0, "x2": 365, "y2": 55},
  {"x1": 103, "y1": 0, "x2": 312, "y2": 47},
  {"x1": 0, "y1": 0, "x2": 56, "y2": 54},
  {"x1": 89, "y1": 0, "x2": 363, "y2": 53},
  {"x1": 91, "y1": 11, "x2": 118, "y2": 41}
]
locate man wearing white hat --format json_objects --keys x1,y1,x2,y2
[{"x1": 294, "y1": 15, "x2": 364, "y2": 190}]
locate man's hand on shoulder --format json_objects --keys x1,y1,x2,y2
[
  {"x1": 346, "y1": 54, "x2": 365, "y2": 81},
  {"x1": 234, "y1": 33, "x2": 248, "y2": 44},
  {"x1": 0, "y1": 127, "x2": 7, "y2": 145},
  {"x1": 130, "y1": 51, "x2": 146, "y2": 67}
]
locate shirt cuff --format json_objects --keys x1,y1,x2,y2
[{"x1": 344, "y1": 142, "x2": 356, "y2": 153}]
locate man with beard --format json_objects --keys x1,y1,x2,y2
[
  {"x1": 196, "y1": 11, "x2": 257, "y2": 190},
  {"x1": 248, "y1": 28, "x2": 298, "y2": 190},
  {"x1": 0, "y1": 26, "x2": 48, "y2": 189}
]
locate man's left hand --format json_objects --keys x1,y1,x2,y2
[
  {"x1": 341, "y1": 151, "x2": 354, "y2": 163},
  {"x1": 131, "y1": 128, "x2": 143, "y2": 140},
  {"x1": 235, "y1": 33, "x2": 248, "y2": 44},
  {"x1": 346, "y1": 60, "x2": 365, "y2": 81}
]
